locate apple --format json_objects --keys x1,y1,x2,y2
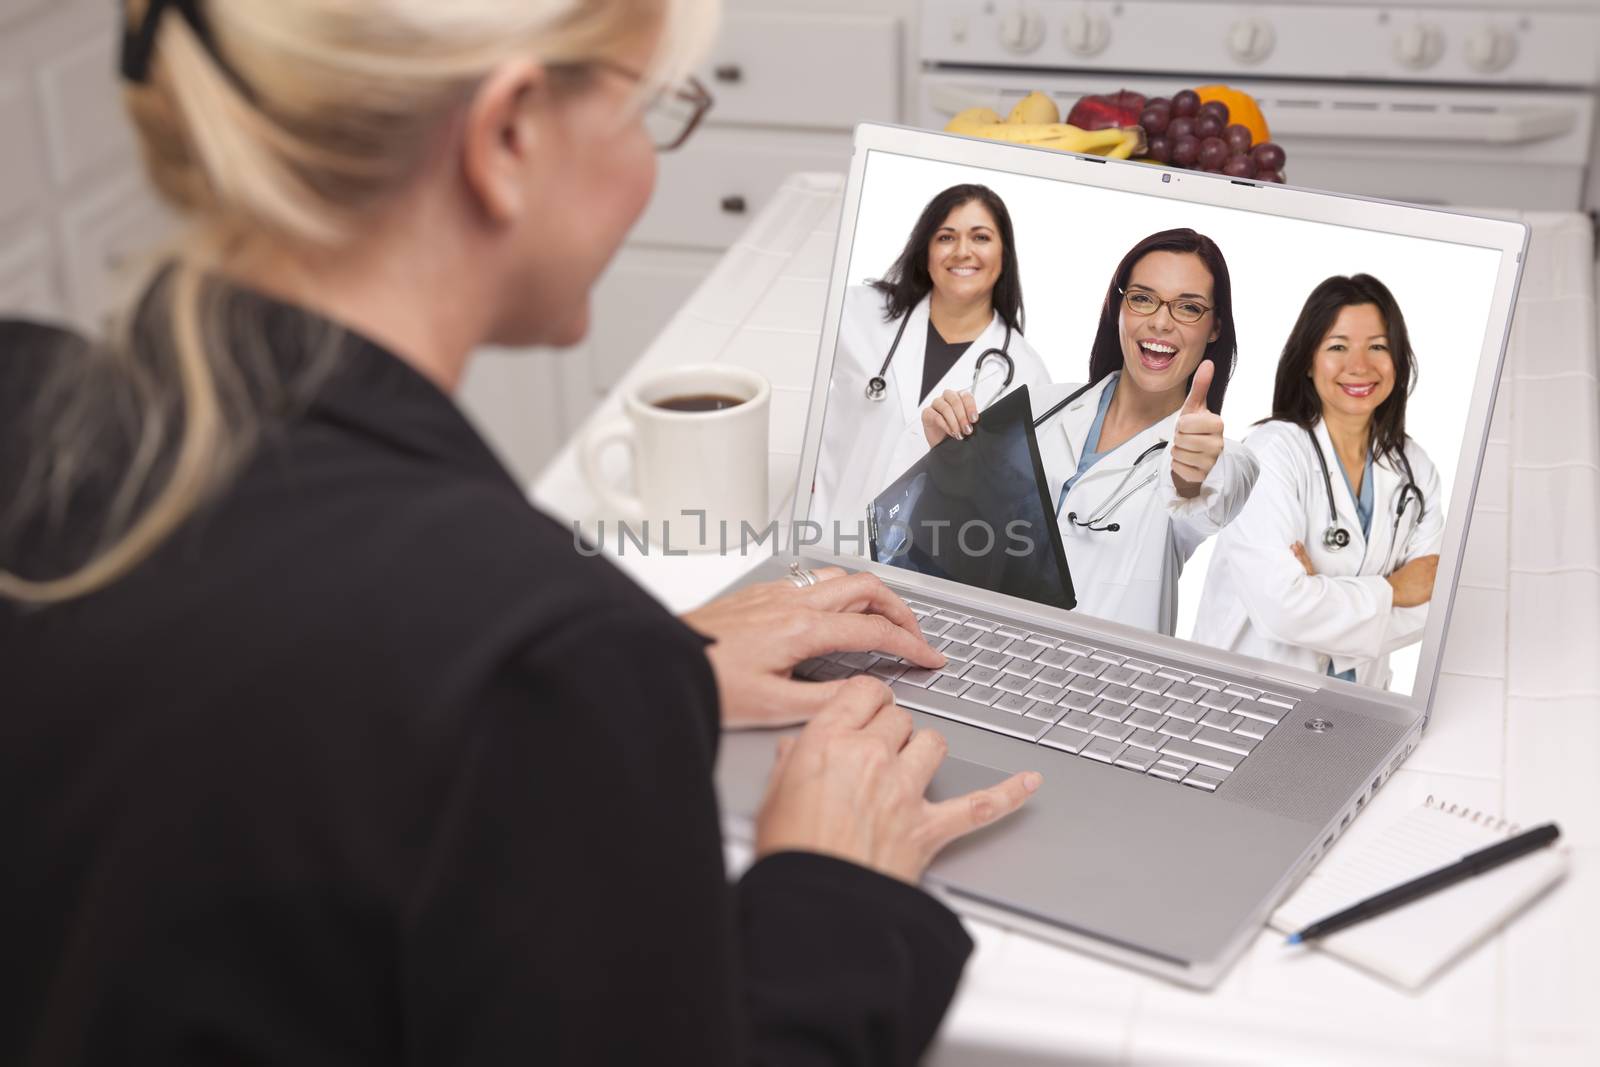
[{"x1": 1067, "y1": 89, "x2": 1149, "y2": 131}]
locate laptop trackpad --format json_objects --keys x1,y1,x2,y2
[{"x1": 926, "y1": 755, "x2": 1014, "y2": 802}]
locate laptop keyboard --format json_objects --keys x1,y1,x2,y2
[{"x1": 795, "y1": 599, "x2": 1301, "y2": 794}]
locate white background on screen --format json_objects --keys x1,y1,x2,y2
[{"x1": 839, "y1": 151, "x2": 1504, "y2": 695}]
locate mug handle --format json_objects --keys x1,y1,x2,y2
[{"x1": 579, "y1": 418, "x2": 644, "y2": 520}]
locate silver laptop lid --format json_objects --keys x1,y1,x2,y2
[{"x1": 791, "y1": 123, "x2": 1527, "y2": 725}]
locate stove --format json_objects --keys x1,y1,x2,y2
[{"x1": 918, "y1": 1, "x2": 1600, "y2": 211}]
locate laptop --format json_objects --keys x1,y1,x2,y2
[
  {"x1": 869, "y1": 385, "x2": 1076, "y2": 611},
  {"x1": 714, "y1": 123, "x2": 1527, "y2": 988}
]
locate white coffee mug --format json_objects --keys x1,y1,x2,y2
[{"x1": 579, "y1": 364, "x2": 770, "y2": 551}]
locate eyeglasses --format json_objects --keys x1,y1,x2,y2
[
  {"x1": 1119, "y1": 287, "x2": 1212, "y2": 325},
  {"x1": 554, "y1": 59, "x2": 714, "y2": 153}
]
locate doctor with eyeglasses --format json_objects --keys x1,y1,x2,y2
[{"x1": 924, "y1": 228, "x2": 1259, "y2": 636}]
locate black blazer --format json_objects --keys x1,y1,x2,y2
[{"x1": 0, "y1": 294, "x2": 971, "y2": 1066}]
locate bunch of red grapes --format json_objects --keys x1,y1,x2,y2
[{"x1": 1139, "y1": 90, "x2": 1287, "y2": 183}]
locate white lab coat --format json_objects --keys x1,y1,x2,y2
[
  {"x1": 809, "y1": 285, "x2": 1051, "y2": 540},
  {"x1": 1038, "y1": 372, "x2": 1259, "y2": 636},
  {"x1": 1192, "y1": 419, "x2": 1445, "y2": 688}
]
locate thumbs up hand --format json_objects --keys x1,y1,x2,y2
[{"x1": 1171, "y1": 360, "x2": 1224, "y2": 499}]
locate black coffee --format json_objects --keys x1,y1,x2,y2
[{"x1": 654, "y1": 393, "x2": 746, "y2": 413}]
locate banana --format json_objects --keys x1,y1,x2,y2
[
  {"x1": 945, "y1": 106, "x2": 1004, "y2": 134},
  {"x1": 1104, "y1": 126, "x2": 1146, "y2": 160},
  {"x1": 1006, "y1": 90, "x2": 1060, "y2": 125},
  {"x1": 961, "y1": 122, "x2": 1129, "y2": 154},
  {"x1": 945, "y1": 107, "x2": 1147, "y2": 161}
]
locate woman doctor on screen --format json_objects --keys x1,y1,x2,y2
[
  {"x1": 1193, "y1": 274, "x2": 1445, "y2": 689},
  {"x1": 925, "y1": 228, "x2": 1259, "y2": 636},
  {"x1": 809, "y1": 183, "x2": 1050, "y2": 534}
]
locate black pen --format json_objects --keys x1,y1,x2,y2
[{"x1": 1285, "y1": 822, "x2": 1562, "y2": 945}]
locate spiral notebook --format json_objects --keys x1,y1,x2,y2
[{"x1": 1269, "y1": 796, "x2": 1568, "y2": 990}]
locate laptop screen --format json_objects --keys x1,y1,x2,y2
[{"x1": 807, "y1": 147, "x2": 1507, "y2": 698}]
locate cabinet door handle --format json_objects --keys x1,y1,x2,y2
[
  {"x1": 720, "y1": 195, "x2": 747, "y2": 215},
  {"x1": 713, "y1": 63, "x2": 743, "y2": 84}
]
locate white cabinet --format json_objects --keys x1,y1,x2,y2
[
  {"x1": 59, "y1": 174, "x2": 175, "y2": 331},
  {"x1": 0, "y1": 71, "x2": 47, "y2": 226},
  {"x1": 700, "y1": 10, "x2": 900, "y2": 129},
  {"x1": 526, "y1": 1, "x2": 912, "y2": 487},
  {"x1": 1, "y1": 0, "x2": 171, "y2": 338},
  {"x1": 586, "y1": 246, "x2": 722, "y2": 392},
  {"x1": 636, "y1": 127, "x2": 855, "y2": 249},
  {"x1": 0, "y1": 228, "x2": 60, "y2": 320}
]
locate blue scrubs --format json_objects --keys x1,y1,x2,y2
[
  {"x1": 1055, "y1": 375, "x2": 1118, "y2": 516},
  {"x1": 1329, "y1": 451, "x2": 1375, "y2": 683}
]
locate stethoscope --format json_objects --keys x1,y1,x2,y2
[
  {"x1": 1307, "y1": 426, "x2": 1424, "y2": 553},
  {"x1": 865, "y1": 312, "x2": 1015, "y2": 403},
  {"x1": 1059, "y1": 440, "x2": 1168, "y2": 533},
  {"x1": 1031, "y1": 378, "x2": 1169, "y2": 535}
]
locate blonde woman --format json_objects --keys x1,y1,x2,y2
[{"x1": 0, "y1": 2, "x2": 1039, "y2": 1062}]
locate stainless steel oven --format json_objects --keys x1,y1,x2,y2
[{"x1": 917, "y1": 0, "x2": 1600, "y2": 212}]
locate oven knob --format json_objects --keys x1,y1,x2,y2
[
  {"x1": 1226, "y1": 18, "x2": 1276, "y2": 65},
  {"x1": 1393, "y1": 23, "x2": 1444, "y2": 70},
  {"x1": 1464, "y1": 25, "x2": 1517, "y2": 73},
  {"x1": 1063, "y1": 8, "x2": 1111, "y2": 57},
  {"x1": 998, "y1": 7, "x2": 1046, "y2": 55}
]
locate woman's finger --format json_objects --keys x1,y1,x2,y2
[
  {"x1": 940, "y1": 397, "x2": 966, "y2": 439},
  {"x1": 813, "y1": 674, "x2": 895, "y2": 731},
  {"x1": 797, "y1": 610, "x2": 946, "y2": 669},
  {"x1": 898, "y1": 728, "x2": 950, "y2": 792},
  {"x1": 860, "y1": 701, "x2": 915, "y2": 752},
  {"x1": 922, "y1": 771, "x2": 1041, "y2": 851},
  {"x1": 803, "y1": 571, "x2": 923, "y2": 638},
  {"x1": 961, "y1": 391, "x2": 980, "y2": 427},
  {"x1": 941, "y1": 390, "x2": 970, "y2": 436},
  {"x1": 731, "y1": 675, "x2": 855, "y2": 730}
]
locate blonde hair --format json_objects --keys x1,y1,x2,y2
[{"x1": 0, "y1": 0, "x2": 719, "y2": 604}]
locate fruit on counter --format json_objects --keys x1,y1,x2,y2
[
  {"x1": 947, "y1": 106, "x2": 1004, "y2": 131},
  {"x1": 1126, "y1": 84, "x2": 1287, "y2": 181},
  {"x1": 944, "y1": 107, "x2": 1146, "y2": 159},
  {"x1": 1199, "y1": 100, "x2": 1231, "y2": 127},
  {"x1": 1250, "y1": 141, "x2": 1287, "y2": 173},
  {"x1": 1221, "y1": 155, "x2": 1254, "y2": 178},
  {"x1": 1139, "y1": 102, "x2": 1170, "y2": 136},
  {"x1": 1007, "y1": 90, "x2": 1060, "y2": 125},
  {"x1": 1198, "y1": 137, "x2": 1230, "y2": 171},
  {"x1": 1195, "y1": 85, "x2": 1271, "y2": 145},
  {"x1": 1065, "y1": 88, "x2": 1147, "y2": 131}
]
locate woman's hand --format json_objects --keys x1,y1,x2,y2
[
  {"x1": 921, "y1": 389, "x2": 979, "y2": 447},
  {"x1": 755, "y1": 676, "x2": 1040, "y2": 883},
  {"x1": 1386, "y1": 554, "x2": 1440, "y2": 608},
  {"x1": 682, "y1": 569, "x2": 947, "y2": 729},
  {"x1": 1291, "y1": 541, "x2": 1317, "y2": 576},
  {"x1": 1170, "y1": 362, "x2": 1224, "y2": 499}
]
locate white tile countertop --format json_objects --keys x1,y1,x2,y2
[{"x1": 532, "y1": 175, "x2": 1600, "y2": 1065}]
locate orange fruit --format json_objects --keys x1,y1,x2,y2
[{"x1": 1195, "y1": 85, "x2": 1271, "y2": 145}]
